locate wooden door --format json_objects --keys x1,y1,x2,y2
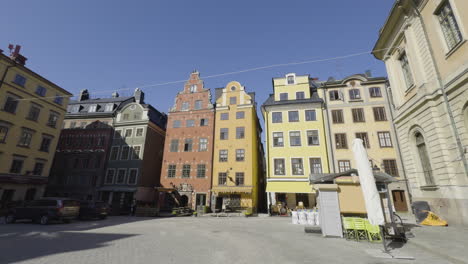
[{"x1": 392, "y1": 190, "x2": 408, "y2": 212}]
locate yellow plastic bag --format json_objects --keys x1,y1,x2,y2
[{"x1": 420, "y1": 211, "x2": 448, "y2": 226}]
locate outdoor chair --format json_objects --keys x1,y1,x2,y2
[
  {"x1": 342, "y1": 217, "x2": 356, "y2": 240},
  {"x1": 352, "y1": 218, "x2": 368, "y2": 241},
  {"x1": 364, "y1": 220, "x2": 382, "y2": 242}
]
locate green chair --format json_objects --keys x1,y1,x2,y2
[
  {"x1": 364, "y1": 220, "x2": 382, "y2": 242},
  {"x1": 342, "y1": 217, "x2": 356, "y2": 240},
  {"x1": 352, "y1": 218, "x2": 368, "y2": 241}
]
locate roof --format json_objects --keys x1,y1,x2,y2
[
  {"x1": 262, "y1": 92, "x2": 323, "y2": 108},
  {"x1": 321, "y1": 74, "x2": 387, "y2": 86},
  {"x1": 214, "y1": 87, "x2": 223, "y2": 102},
  {"x1": 310, "y1": 169, "x2": 396, "y2": 184},
  {"x1": 68, "y1": 96, "x2": 132, "y2": 105},
  {"x1": 66, "y1": 96, "x2": 134, "y2": 116}
]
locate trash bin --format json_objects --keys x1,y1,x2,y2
[{"x1": 411, "y1": 201, "x2": 430, "y2": 223}]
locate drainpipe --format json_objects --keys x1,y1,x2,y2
[
  {"x1": 262, "y1": 105, "x2": 272, "y2": 214},
  {"x1": 405, "y1": 0, "x2": 468, "y2": 177}
]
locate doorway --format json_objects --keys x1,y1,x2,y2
[
  {"x1": 195, "y1": 193, "x2": 206, "y2": 207},
  {"x1": 392, "y1": 190, "x2": 408, "y2": 212}
]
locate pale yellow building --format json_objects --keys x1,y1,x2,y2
[
  {"x1": 212, "y1": 81, "x2": 264, "y2": 213},
  {"x1": 0, "y1": 48, "x2": 72, "y2": 202},
  {"x1": 373, "y1": 0, "x2": 468, "y2": 225}
]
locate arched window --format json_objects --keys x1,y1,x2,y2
[{"x1": 415, "y1": 132, "x2": 435, "y2": 185}]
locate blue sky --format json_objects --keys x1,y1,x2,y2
[{"x1": 1, "y1": 0, "x2": 393, "y2": 115}]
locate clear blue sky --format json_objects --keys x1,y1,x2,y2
[{"x1": 1, "y1": 0, "x2": 393, "y2": 115}]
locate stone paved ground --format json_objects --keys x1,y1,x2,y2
[{"x1": 0, "y1": 216, "x2": 461, "y2": 264}]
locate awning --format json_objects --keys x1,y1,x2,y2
[
  {"x1": 212, "y1": 186, "x2": 253, "y2": 194},
  {"x1": 266, "y1": 181, "x2": 315, "y2": 193}
]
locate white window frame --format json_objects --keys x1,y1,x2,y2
[
  {"x1": 306, "y1": 130, "x2": 320, "y2": 146},
  {"x1": 127, "y1": 168, "x2": 138, "y2": 185},
  {"x1": 136, "y1": 127, "x2": 144, "y2": 137},
  {"x1": 88, "y1": 104, "x2": 97, "y2": 113},
  {"x1": 124, "y1": 128, "x2": 133, "y2": 138},
  {"x1": 290, "y1": 157, "x2": 304, "y2": 175},
  {"x1": 105, "y1": 169, "x2": 116, "y2": 184},
  {"x1": 120, "y1": 146, "x2": 130, "y2": 160},
  {"x1": 116, "y1": 168, "x2": 127, "y2": 184},
  {"x1": 308, "y1": 157, "x2": 323, "y2": 174},
  {"x1": 132, "y1": 145, "x2": 142, "y2": 160},
  {"x1": 273, "y1": 158, "x2": 286, "y2": 176},
  {"x1": 285, "y1": 73, "x2": 296, "y2": 85}
]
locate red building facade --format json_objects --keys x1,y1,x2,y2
[{"x1": 160, "y1": 71, "x2": 214, "y2": 210}]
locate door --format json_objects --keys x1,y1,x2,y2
[
  {"x1": 318, "y1": 191, "x2": 343, "y2": 237},
  {"x1": 195, "y1": 194, "x2": 206, "y2": 207},
  {"x1": 392, "y1": 190, "x2": 408, "y2": 212}
]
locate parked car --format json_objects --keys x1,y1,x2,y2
[
  {"x1": 79, "y1": 201, "x2": 109, "y2": 220},
  {"x1": 5, "y1": 198, "x2": 80, "y2": 225}
]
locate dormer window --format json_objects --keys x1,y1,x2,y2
[
  {"x1": 71, "y1": 105, "x2": 80, "y2": 113},
  {"x1": 349, "y1": 89, "x2": 361, "y2": 100},
  {"x1": 190, "y1": 85, "x2": 197, "y2": 93},
  {"x1": 105, "y1": 103, "x2": 114, "y2": 112},
  {"x1": 287, "y1": 75, "x2": 295, "y2": 85},
  {"x1": 88, "y1": 104, "x2": 97, "y2": 112}
]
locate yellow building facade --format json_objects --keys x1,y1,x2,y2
[
  {"x1": 0, "y1": 50, "x2": 72, "y2": 202},
  {"x1": 262, "y1": 73, "x2": 329, "y2": 210},
  {"x1": 212, "y1": 81, "x2": 264, "y2": 213}
]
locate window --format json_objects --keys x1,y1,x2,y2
[
  {"x1": 120, "y1": 146, "x2": 130, "y2": 160},
  {"x1": 132, "y1": 146, "x2": 141, "y2": 159},
  {"x1": 33, "y1": 162, "x2": 45, "y2": 176},
  {"x1": 274, "y1": 159, "x2": 285, "y2": 175},
  {"x1": 35, "y1": 86, "x2": 47, "y2": 96},
  {"x1": 186, "y1": 119, "x2": 195, "y2": 127},
  {"x1": 123, "y1": 114, "x2": 129, "y2": 120},
  {"x1": 338, "y1": 160, "x2": 351, "y2": 172},
  {"x1": 39, "y1": 135, "x2": 53, "y2": 152},
  {"x1": 291, "y1": 158, "x2": 304, "y2": 175},
  {"x1": 136, "y1": 128, "x2": 144, "y2": 137},
  {"x1": 69, "y1": 122, "x2": 76, "y2": 129},
  {"x1": 289, "y1": 131, "x2": 301, "y2": 146},
  {"x1": 190, "y1": 84, "x2": 197, "y2": 93},
  {"x1": 307, "y1": 130, "x2": 319, "y2": 146},
  {"x1": 116, "y1": 169, "x2": 126, "y2": 184},
  {"x1": 236, "y1": 111, "x2": 245, "y2": 119},
  {"x1": 383, "y1": 159, "x2": 399, "y2": 177},
  {"x1": 54, "y1": 95, "x2": 63, "y2": 105},
  {"x1": 181, "y1": 102, "x2": 189, "y2": 111},
  {"x1": 18, "y1": 129, "x2": 33, "y2": 147},
  {"x1": 273, "y1": 132, "x2": 284, "y2": 147},
  {"x1": 235, "y1": 172, "x2": 244, "y2": 186},
  {"x1": 230, "y1": 96, "x2": 237, "y2": 105},
  {"x1": 296, "y1": 92, "x2": 305, "y2": 99},
  {"x1": 373, "y1": 107, "x2": 387, "y2": 121},
  {"x1": 218, "y1": 173, "x2": 227, "y2": 185},
  {"x1": 236, "y1": 149, "x2": 245, "y2": 161},
  {"x1": 27, "y1": 104, "x2": 41, "y2": 121},
  {"x1": 199, "y1": 138, "x2": 208, "y2": 151},
  {"x1": 220, "y1": 128, "x2": 228, "y2": 140},
  {"x1": 0, "y1": 125, "x2": 9, "y2": 143},
  {"x1": 10, "y1": 158, "x2": 24, "y2": 174},
  {"x1": 47, "y1": 112, "x2": 59, "y2": 128},
  {"x1": 128, "y1": 169, "x2": 138, "y2": 184},
  {"x1": 399, "y1": 52, "x2": 414, "y2": 89},
  {"x1": 168, "y1": 165, "x2": 176, "y2": 178},
  {"x1": 197, "y1": 164, "x2": 206, "y2": 178},
  {"x1": 219, "y1": 150, "x2": 228, "y2": 162},
  {"x1": 369, "y1": 87, "x2": 382, "y2": 97},
  {"x1": 184, "y1": 139, "x2": 193, "y2": 152},
  {"x1": 236, "y1": 127, "x2": 245, "y2": 139},
  {"x1": 4, "y1": 95, "x2": 19, "y2": 114},
  {"x1": 352, "y1": 108, "x2": 365, "y2": 122},
  {"x1": 378, "y1": 132, "x2": 393, "y2": 147},
  {"x1": 13, "y1": 74, "x2": 26, "y2": 87},
  {"x1": 288, "y1": 111, "x2": 299, "y2": 122},
  {"x1": 88, "y1": 105, "x2": 97, "y2": 112},
  {"x1": 355, "y1": 132, "x2": 370, "y2": 148},
  {"x1": 221, "y1": 113, "x2": 229, "y2": 120},
  {"x1": 279, "y1": 93, "x2": 288, "y2": 101},
  {"x1": 349, "y1": 89, "x2": 361, "y2": 100},
  {"x1": 287, "y1": 75, "x2": 294, "y2": 84},
  {"x1": 335, "y1": 133, "x2": 348, "y2": 149},
  {"x1": 173, "y1": 120, "x2": 181, "y2": 128},
  {"x1": 170, "y1": 139, "x2": 179, "y2": 152},
  {"x1": 182, "y1": 164, "x2": 191, "y2": 178},
  {"x1": 110, "y1": 146, "x2": 119, "y2": 160},
  {"x1": 194, "y1": 100, "x2": 202, "y2": 110},
  {"x1": 305, "y1": 110, "x2": 316, "y2": 121},
  {"x1": 124, "y1": 129, "x2": 132, "y2": 138},
  {"x1": 200, "y1": 118, "x2": 208, "y2": 126},
  {"x1": 331, "y1": 110, "x2": 344, "y2": 123},
  {"x1": 272, "y1": 112, "x2": 282, "y2": 123},
  {"x1": 105, "y1": 103, "x2": 114, "y2": 112},
  {"x1": 105, "y1": 169, "x2": 115, "y2": 184},
  {"x1": 329, "y1": 90, "x2": 340, "y2": 101},
  {"x1": 416, "y1": 133, "x2": 434, "y2": 185},
  {"x1": 71, "y1": 105, "x2": 80, "y2": 113},
  {"x1": 309, "y1": 158, "x2": 322, "y2": 174},
  {"x1": 436, "y1": 1, "x2": 463, "y2": 51}
]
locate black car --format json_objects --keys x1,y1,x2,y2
[
  {"x1": 79, "y1": 201, "x2": 109, "y2": 220},
  {"x1": 5, "y1": 198, "x2": 80, "y2": 225}
]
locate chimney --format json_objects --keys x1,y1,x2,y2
[
  {"x1": 327, "y1": 76, "x2": 336, "y2": 82},
  {"x1": 134, "y1": 88, "x2": 145, "y2": 104},
  {"x1": 365, "y1": 70, "x2": 372, "y2": 78},
  {"x1": 112, "y1": 91, "x2": 119, "y2": 98},
  {"x1": 8, "y1": 44, "x2": 27, "y2": 65},
  {"x1": 78, "y1": 89, "x2": 90, "y2": 101}
]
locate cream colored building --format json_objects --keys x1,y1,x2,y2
[
  {"x1": 319, "y1": 73, "x2": 410, "y2": 212},
  {"x1": 373, "y1": 0, "x2": 468, "y2": 225},
  {"x1": 0, "y1": 48, "x2": 72, "y2": 202}
]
